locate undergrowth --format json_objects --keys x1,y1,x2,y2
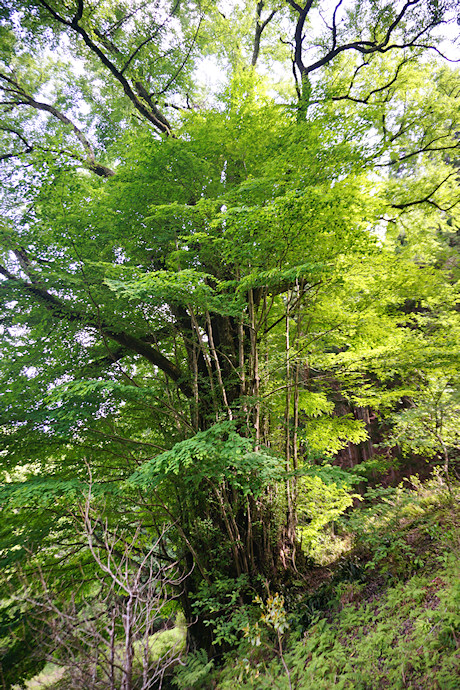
[{"x1": 175, "y1": 475, "x2": 460, "y2": 689}]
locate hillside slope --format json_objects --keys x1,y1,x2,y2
[{"x1": 175, "y1": 476, "x2": 460, "y2": 689}]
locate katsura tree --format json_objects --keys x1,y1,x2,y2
[{"x1": 1, "y1": 0, "x2": 460, "y2": 677}]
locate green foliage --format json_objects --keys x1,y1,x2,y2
[
  {"x1": 191, "y1": 575, "x2": 254, "y2": 648},
  {"x1": 283, "y1": 568, "x2": 459, "y2": 690},
  {"x1": 173, "y1": 649, "x2": 214, "y2": 690},
  {"x1": 297, "y1": 473, "x2": 359, "y2": 549},
  {"x1": 298, "y1": 414, "x2": 368, "y2": 456},
  {"x1": 347, "y1": 472, "x2": 459, "y2": 577},
  {"x1": 130, "y1": 422, "x2": 285, "y2": 498},
  {"x1": 0, "y1": 599, "x2": 47, "y2": 690},
  {"x1": 389, "y1": 374, "x2": 460, "y2": 471}
]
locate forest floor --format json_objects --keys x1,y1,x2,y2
[
  {"x1": 19, "y1": 473, "x2": 459, "y2": 689},
  {"x1": 176, "y1": 473, "x2": 460, "y2": 689}
]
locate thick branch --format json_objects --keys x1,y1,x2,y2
[
  {"x1": 0, "y1": 266, "x2": 191, "y2": 396},
  {"x1": 391, "y1": 171, "x2": 459, "y2": 211},
  {"x1": 0, "y1": 71, "x2": 114, "y2": 177},
  {"x1": 21, "y1": 97, "x2": 114, "y2": 177},
  {"x1": 251, "y1": 1, "x2": 277, "y2": 67},
  {"x1": 286, "y1": 0, "x2": 315, "y2": 77},
  {"x1": 288, "y1": 0, "x2": 448, "y2": 83},
  {"x1": 37, "y1": 0, "x2": 172, "y2": 136}
]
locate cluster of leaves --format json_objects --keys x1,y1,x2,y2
[{"x1": 130, "y1": 422, "x2": 285, "y2": 498}]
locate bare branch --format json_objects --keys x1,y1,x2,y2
[{"x1": 18, "y1": 488, "x2": 188, "y2": 690}]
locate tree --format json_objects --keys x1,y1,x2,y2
[
  {"x1": 389, "y1": 374, "x2": 460, "y2": 488},
  {"x1": 1, "y1": 0, "x2": 460, "y2": 680}
]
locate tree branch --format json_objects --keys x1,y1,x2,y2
[
  {"x1": 0, "y1": 126, "x2": 33, "y2": 161},
  {"x1": 37, "y1": 0, "x2": 173, "y2": 136},
  {"x1": 0, "y1": 264, "x2": 192, "y2": 397},
  {"x1": 391, "y1": 171, "x2": 460, "y2": 211},
  {"x1": 310, "y1": 56, "x2": 411, "y2": 106},
  {"x1": 20, "y1": 97, "x2": 115, "y2": 177},
  {"x1": 0, "y1": 71, "x2": 114, "y2": 177},
  {"x1": 251, "y1": 1, "x2": 277, "y2": 67},
  {"x1": 288, "y1": 0, "x2": 452, "y2": 87},
  {"x1": 376, "y1": 137, "x2": 460, "y2": 168},
  {"x1": 120, "y1": 0, "x2": 181, "y2": 75},
  {"x1": 156, "y1": 16, "x2": 203, "y2": 97}
]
